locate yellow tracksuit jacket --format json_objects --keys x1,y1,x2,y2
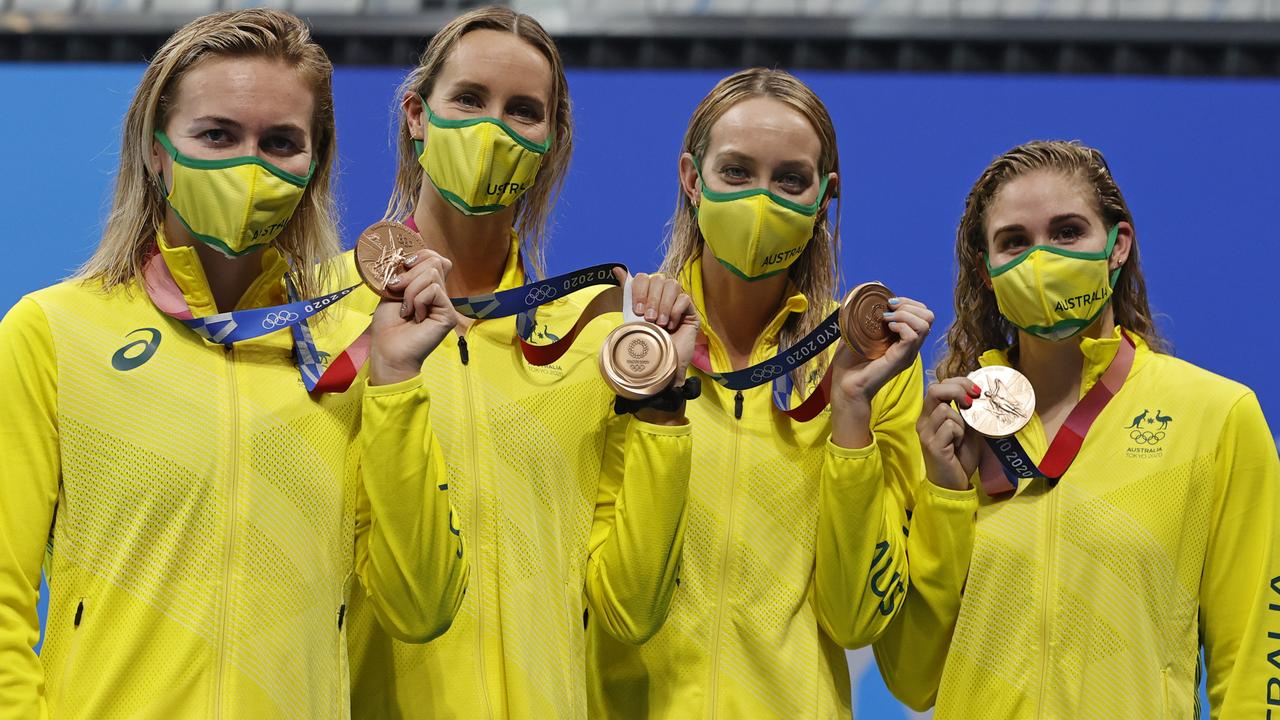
[
  {"x1": 346, "y1": 239, "x2": 693, "y2": 719},
  {"x1": 0, "y1": 237, "x2": 467, "y2": 720},
  {"x1": 587, "y1": 256, "x2": 979, "y2": 719},
  {"x1": 874, "y1": 327, "x2": 1280, "y2": 719}
]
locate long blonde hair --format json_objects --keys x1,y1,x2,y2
[
  {"x1": 660, "y1": 68, "x2": 840, "y2": 379},
  {"x1": 78, "y1": 8, "x2": 339, "y2": 300},
  {"x1": 384, "y1": 6, "x2": 571, "y2": 279},
  {"x1": 937, "y1": 140, "x2": 1166, "y2": 379}
]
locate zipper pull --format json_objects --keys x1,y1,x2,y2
[
  {"x1": 734, "y1": 390, "x2": 744, "y2": 420},
  {"x1": 74, "y1": 600, "x2": 84, "y2": 628},
  {"x1": 457, "y1": 335, "x2": 469, "y2": 365},
  {"x1": 337, "y1": 604, "x2": 346, "y2": 630}
]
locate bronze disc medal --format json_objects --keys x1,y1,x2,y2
[
  {"x1": 599, "y1": 322, "x2": 678, "y2": 399},
  {"x1": 355, "y1": 221, "x2": 430, "y2": 299},
  {"x1": 839, "y1": 282, "x2": 895, "y2": 360},
  {"x1": 960, "y1": 365, "x2": 1036, "y2": 438}
]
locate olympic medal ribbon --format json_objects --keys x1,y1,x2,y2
[
  {"x1": 142, "y1": 249, "x2": 367, "y2": 393},
  {"x1": 691, "y1": 306, "x2": 843, "y2": 421},
  {"x1": 978, "y1": 329, "x2": 1137, "y2": 495}
]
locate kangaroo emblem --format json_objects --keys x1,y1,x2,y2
[
  {"x1": 1126, "y1": 409, "x2": 1149, "y2": 429},
  {"x1": 1154, "y1": 410, "x2": 1173, "y2": 430}
]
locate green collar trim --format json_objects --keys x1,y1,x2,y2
[
  {"x1": 420, "y1": 94, "x2": 551, "y2": 154},
  {"x1": 694, "y1": 160, "x2": 826, "y2": 216},
  {"x1": 987, "y1": 224, "x2": 1120, "y2": 278},
  {"x1": 153, "y1": 131, "x2": 314, "y2": 187}
]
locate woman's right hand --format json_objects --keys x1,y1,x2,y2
[
  {"x1": 917, "y1": 377, "x2": 985, "y2": 490},
  {"x1": 368, "y1": 250, "x2": 456, "y2": 386}
]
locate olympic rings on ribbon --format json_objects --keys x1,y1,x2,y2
[
  {"x1": 524, "y1": 285, "x2": 557, "y2": 305},
  {"x1": 750, "y1": 364, "x2": 784, "y2": 383},
  {"x1": 1129, "y1": 429, "x2": 1166, "y2": 445},
  {"x1": 261, "y1": 310, "x2": 301, "y2": 329}
]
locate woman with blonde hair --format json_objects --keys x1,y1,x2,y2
[
  {"x1": 586, "y1": 67, "x2": 978, "y2": 719},
  {"x1": 879, "y1": 140, "x2": 1279, "y2": 717},
  {"x1": 345, "y1": 6, "x2": 698, "y2": 719},
  {"x1": 0, "y1": 9, "x2": 467, "y2": 718}
]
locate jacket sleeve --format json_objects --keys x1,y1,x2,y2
[
  {"x1": 353, "y1": 376, "x2": 468, "y2": 644},
  {"x1": 812, "y1": 355, "x2": 924, "y2": 647},
  {"x1": 0, "y1": 298, "x2": 59, "y2": 720},
  {"x1": 1199, "y1": 391, "x2": 1279, "y2": 718},
  {"x1": 869, "y1": 359, "x2": 980, "y2": 711},
  {"x1": 871, "y1": 481, "x2": 978, "y2": 711},
  {"x1": 585, "y1": 413, "x2": 692, "y2": 644}
]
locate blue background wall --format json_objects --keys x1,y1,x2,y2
[{"x1": 6, "y1": 63, "x2": 1278, "y2": 717}]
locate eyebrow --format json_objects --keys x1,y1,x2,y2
[
  {"x1": 992, "y1": 213, "x2": 1092, "y2": 237},
  {"x1": 189, "y1": 116, "x2": 306, "y2": 136},
  {"x1": 439, "y1": 79, "x2": 548, "y2": 111}
]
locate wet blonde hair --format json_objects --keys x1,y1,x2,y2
[
  {"x1": 659, "y1": 68, "x2": 840, "y2": 379},
  {"x1": 937, "y1": 140, "x2": 1166, "y2": 379},
  {"x1": 385, "y1": 6, "x2": 571, "y2": 278},
  {"x1": 78, "y1": 8, "x2": 339, "y2": 300}
]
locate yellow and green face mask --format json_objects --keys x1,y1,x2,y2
[
  {"x1": 695, "y1": 165, "x2": 826, "y2": 281},
  {"x1": 987, "y1": 224, "x2": 1122, "y2": 341},
  {"x1": 415, "y1": 96, "x2": 550, "y2": 216},
  {"x1": 153, "y1": 131, "x2": 312, "y2": 258}
]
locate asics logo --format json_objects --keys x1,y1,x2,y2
[
  {"x1": 111, "y1": 328, "x2": 162, "y2": 371},
  {"x1": 524, "y1": 285, "x2": 557, "y2": 305},
  {"x1": 261, "y1": 310, "x2": 300, "y2": 329}
]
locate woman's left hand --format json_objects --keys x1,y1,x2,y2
[
  {"x1": 614, "y1": 268, "x2": 700, "y2": 387},
  {"x1": 830, "y1": 296, "x2": 933, "y2": 446}
]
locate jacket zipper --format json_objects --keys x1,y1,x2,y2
[
  {"x1": 213, "y1": 346, "x2": 241, "y2": 719},
  {"x1": 458, "y1": 332, "x2": 494, "y2": 719},
  {"x1": 706, "y1": 416, "x2": 741, "y2": 718},
  {"x1": 1033, "y1": 480, "x2": 1059, "y2": 716},
  {"x1": 708, "y1": 335, "x2": 763, "y2": 718}
]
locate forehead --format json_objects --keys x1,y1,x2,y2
[
  {"x1": 439, "y1": 28, "x2": 553, "y2": 100},
  {"x1": 707, "y1": 96, "x2": 821, "y2": 161},
  {"x1": 170, "y1": 55, "x2": 314, "y2": 128},
  {"x1": 987, "y1": 169, "x2": 1098, "y2": 227}
]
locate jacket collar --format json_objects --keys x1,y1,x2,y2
[
  {"x1": 155, "y1": 228, "x2": 289, "y2": 316},
  {"x1": 978, "y1": 325, "x2": 1151, "y2": 399},
  {"x1": 682, "y1": 253, "x2": 807, "y2": 369}
]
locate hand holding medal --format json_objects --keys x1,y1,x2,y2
[
  {"x1": 361, "y1": 221, "x2": 457, "y2": 386},
  {"x1": 829, "y1": 283, "x2": 935, "y2": 448},
  {"x1": 917, "y1": 376, "x2": 988, "y2": 491},
  {"x1": 600, "y1": 268, "x2": 699, "y2": 421}
]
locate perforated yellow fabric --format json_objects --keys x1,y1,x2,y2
[
  {"x1": 0, "y1": 244, "x2": 466, "y2": 720},
  {"x1": 874, "y1": 328, "x2": 1280, "y2": 719},
  {"x1": 346, "y1": 238, "x2": 692, "y2": 720},
  {"x1": 587, "y1": 256, "x2": 979, "y2": 719}
]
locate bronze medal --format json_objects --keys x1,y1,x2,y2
[
  {"x1": 599, "y1": 321, "x2": 678, "y2": 399},
  {"x1": 839, "y1": 282, "x2": 895, "y2": 360},
  {"x1": 959, "y1": 365, "x2": 1036, "y2": 438},
  {"x1": 355, "y1": 221, "x2": 430, "y2": 299}
]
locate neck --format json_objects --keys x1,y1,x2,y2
[
  {"x1": 164, "y1": 214, "x2": 264, "y2": 313},
  {"x1": 1014, "y1": 309, "x2": 1116, "y2": 408},
  {"x1": 413, "y1": 184, "x2": 515, "y2": 297},
  {"x1": 701, "y1": 256, "x2": 790, "y2": 365}
]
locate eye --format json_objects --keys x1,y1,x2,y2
[
  {"x1": 455, "y1": 92, "x2": 482, "y2": 109},
  {"x1": 199, "y1": 128, "x2": 233, "y2": 146},
  {"x1": 999, "y1": 234, "x2": 1029, "y2": 252},
  {"x1": 509, "y1": 102, "x2": 542, "y2": 123},
  {"x1": 719, "y1": 165, "x2": 748, "y2": 183},
  {"x1": 261, "y1": 134, "x2": 302, "y2": 156},
  {"x1": 777, "y1": 173, "x2": 809, "y2": 194},
  {"x1": 1055, "y1": 224, "x2": 1084, "y2": 243}
]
